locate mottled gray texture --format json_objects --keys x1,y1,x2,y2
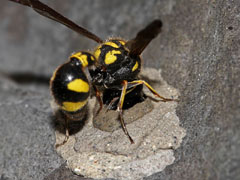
[
  {"x1": 0, "y1": 0, "x2": 239, "y2": 180},
  {"x1": 0, "y1": 76, "x2": 64, "y2": 180}
]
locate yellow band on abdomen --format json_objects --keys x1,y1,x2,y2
[
  {"x1": 67, "y1": 79, "x2": 89, "y2": 93},
  {"x1": 62, "y1": 100, "x2": 88, "y2": 112},
  {"x1": 70, "y1": 52, "x2": 89, "y2": 67}
]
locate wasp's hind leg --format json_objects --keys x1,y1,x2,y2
[
  {"x1": 117, "y1": 80, "x2": 134, "y2": 144},
  {"x1": 55, "y1": 116, "x2": 70, "y2": 148},
  {"x1": 128, "y1": 80, "x2": 178, "y2": 102}
]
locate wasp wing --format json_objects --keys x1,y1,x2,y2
[
  {"x1": 125, "y1": 20, "x2": 162, "y2": 57},
  {"x1": 9, "y1": 0, "x2": 103, "y2": 43}
]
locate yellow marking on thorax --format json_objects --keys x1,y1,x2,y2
[
  {"x1": 118, "y1": 40, "x2": 126, "y2": 45},
  {"x1": 104, "y1": 41, "x2": 120, "y2": 48},
  {"x1": 70, "y1": 52, "x2": 88, "y2": 67},
  {"x1": 62, "y1": 100, "x2": 88, "y2": 112},
  {"x1": 105, "y1": 50, "x2": 121, "y2": 65},
  {"x1": 132, "y1": 61, "x2": 139, "y2": 71},
  {"x1": 67, "y1": 79, "x2": 89, "y2": 93},
  {"x1": 90, "y1": 55, "x2": 95, "y2": 61}
]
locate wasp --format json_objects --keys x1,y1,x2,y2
[{"x1": 9, "y1": 0, "x2": 177, "y2": 144}]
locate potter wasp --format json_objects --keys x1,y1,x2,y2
[{"x1": 9, "y1": 0, "x2": 177, "y2": 144}]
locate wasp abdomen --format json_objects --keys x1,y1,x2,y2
[{"x1": 50, "y1": 52, "x2": 95, "y2": 113}]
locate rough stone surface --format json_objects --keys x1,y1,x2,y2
[
  {"x1": 0, "y1": 76, "x2": 63, "y2": 180},
  {"x1": 54, "y1": 68, "x2": 185, "y2": 180},
  {"x1": 0, "y1": 0, "x2": 239, "y2": 180}
]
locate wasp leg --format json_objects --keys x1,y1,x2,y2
[
  {"x1": 105, "y1": 87, "x2": 137, "y2": 112},
  {"x1": 117, "y1": 80, "x2": 134, "y2": 144},
  {"x1": 55, "y1": 117, "x2": 69, "y2": 148},
  {"x1": 93, "y1": 85, "x2": 103, "y2": 114},
  {"x1": 106, "y1": 97, "x2": 119, "y2": 112},
  {"x1": 128, "y1": 80, "x2": 178, "y2": 102}
]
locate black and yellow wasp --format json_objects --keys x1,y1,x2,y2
[{"x1": 9, "y1": 0, "x2": 176, "y2": 144}]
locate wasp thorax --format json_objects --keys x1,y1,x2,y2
[
  {"x1": 94, "y1": 39, "x2": 128, "y2": 67},
  {"x1": 91, "y1": 39, "x2": 141, "y2": 87}
]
